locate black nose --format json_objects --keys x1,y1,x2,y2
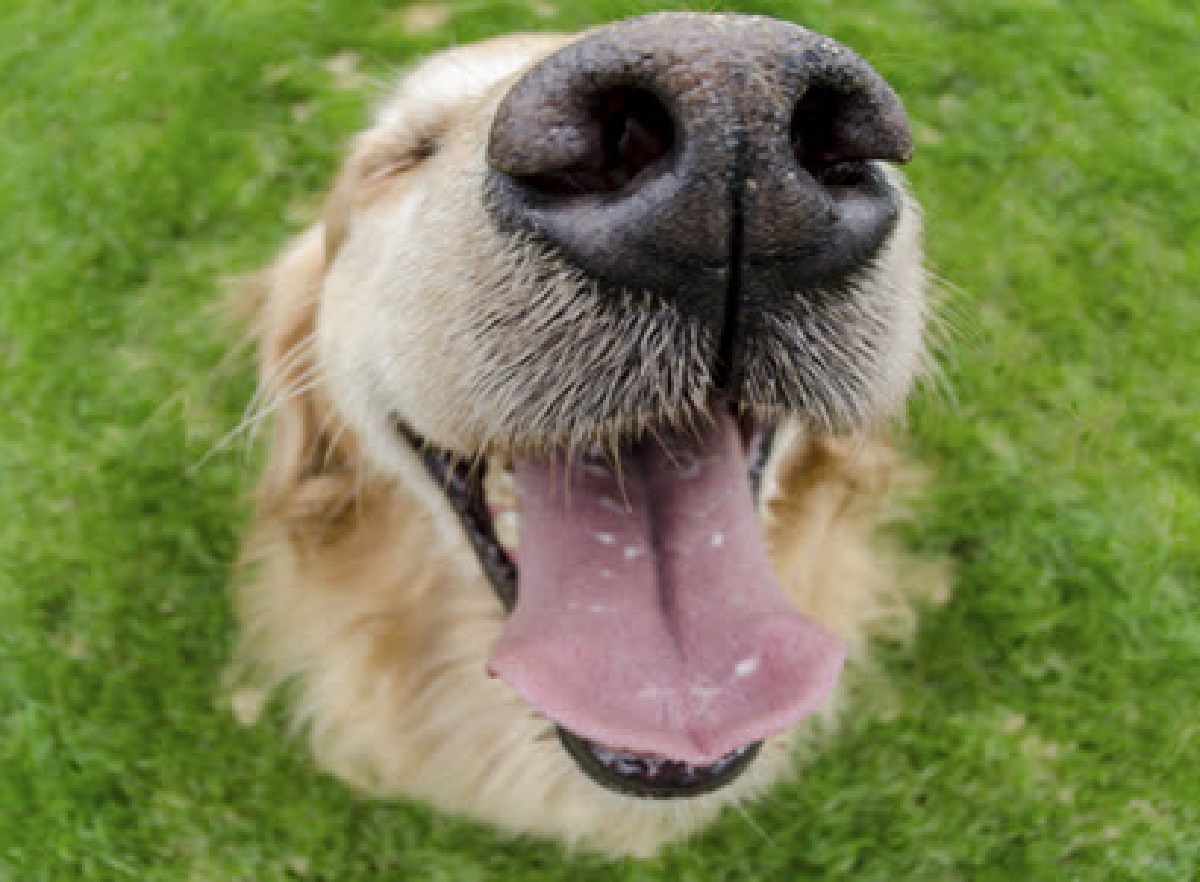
[{"x1": 486, "y1": 12, "x2": 912, "y2": 327}]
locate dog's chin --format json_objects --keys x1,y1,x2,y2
[{"x1": 394, "y1": 403, "x2": 817, "y2": 799}]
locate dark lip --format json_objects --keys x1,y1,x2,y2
[
  {"x1": 557, "y1": 727, "x2": 761, "y2": 799},
  {"x1": 394, "y1": 412, "x2": 778, "y2": 798},
  {"x1": 395, "y1": 419, "x2": 517, "y2": 612}
]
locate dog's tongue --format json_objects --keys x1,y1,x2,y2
[{"x1": 487, "y1": 412, "x2": 845, "y2": 765}]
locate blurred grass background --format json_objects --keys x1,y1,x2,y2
[{"x1": 1, "y1": 1, "x2": 1196, "y2": 879}]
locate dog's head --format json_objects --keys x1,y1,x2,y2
[{"x1": 244, "y1": 12, "x2": 925, "y2": 851}]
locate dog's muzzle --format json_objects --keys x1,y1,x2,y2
[{"x1": 440, "y1": 12, "x2": 914, "y2": 799}]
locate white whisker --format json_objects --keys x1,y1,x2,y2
[{"x1": 189, "y1": 363, "x2": 325, "y2": 474}]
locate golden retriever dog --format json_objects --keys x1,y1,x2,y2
[{"x1": 230, "y1": 12, "x2": 934, "y2": 857}]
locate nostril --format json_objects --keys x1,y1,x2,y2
[
  {"x1": 791, "y1": 85, "x2": 870, "y2": 187},
  {"x1": 517, "y1": 87, "x2": 675, "y2": 199}
]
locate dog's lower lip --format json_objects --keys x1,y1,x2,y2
[{"x1": 557, "y1": 727, "x2": 761, "y2": 799}]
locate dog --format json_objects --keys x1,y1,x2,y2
[{"x1": 229, "y1": 12, "x2": 934, "y2": 857}]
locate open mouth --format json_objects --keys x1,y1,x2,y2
[{"x1": 398, "y1": 405, "x2": 845, "y2": 798}]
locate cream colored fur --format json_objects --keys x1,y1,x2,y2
[{"x1": 229, "y1": 31, "x2": 936, "y2": 857}]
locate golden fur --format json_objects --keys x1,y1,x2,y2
[{"x1": 229, "y1": 28, "x2": 937, "y2": 857}]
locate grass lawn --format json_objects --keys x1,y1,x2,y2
[{"x1": 1, "y1": 0, "x2": 1196, "y2": 879}]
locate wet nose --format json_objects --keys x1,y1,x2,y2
[{"x1": 486, "y1": 12, "x2": 912, "y2": 325}]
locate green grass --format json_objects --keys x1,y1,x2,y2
[{"x1": 1, "y1": 0, "x2": 1196, "y2": 878}]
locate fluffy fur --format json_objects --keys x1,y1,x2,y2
[{"x1": 229, "y1": 27, "x2": 938, "y2": 857}]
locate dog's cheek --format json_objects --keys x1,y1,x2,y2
[
  {"x1": 316, "y1": 175, "x2": 498, "y2": 458},
  {"x1": 317, "y1": 204, "x2": 434, "y2": 468}
]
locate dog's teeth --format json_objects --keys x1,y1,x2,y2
[
  {"x1": 483, "y1": 463, "x2": 517, "y2": 510},
  {"x1": 615, "y1": 757, "x2": 639, "y2": 775},
  {"x1": 494, "y1": 509, "x2": 519, "y2": 551}
]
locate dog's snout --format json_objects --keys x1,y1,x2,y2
[{"x1": 486, "y1": 12, "x2": 912, "y2": 310}]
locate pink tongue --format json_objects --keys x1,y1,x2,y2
[{"x1": 487, "y1": 412, "x2": 846, "y2": 765}]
